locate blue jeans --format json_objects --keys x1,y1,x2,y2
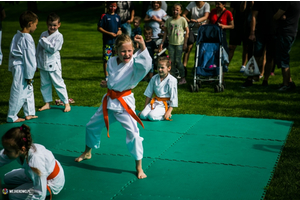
[
  {"x1": 121, "y1": 23, "x2": 132, "y2": 37},
  {"x1": 168, "y1": 44, "x2": 185, "y2": 78}
]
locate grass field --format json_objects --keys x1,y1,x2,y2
[{"x1": 0, "y1": 2, "x2": 299, "y2": 199}]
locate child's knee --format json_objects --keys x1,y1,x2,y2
[{"x1": 148, "y1": 112, "x2": 163, "y2": 121}]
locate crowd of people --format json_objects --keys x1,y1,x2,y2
[{"x1": 0, "y1": 1, "x2": 300, "y2": 199}]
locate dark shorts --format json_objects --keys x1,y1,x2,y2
[
  {"x1": 103, "y1": 44, "x2": 115, "y2": 61},
  {"x1": 275, "y1": 35, "x2": 295, "y2": 69},
  {"x1": 253, "y1": 34, "x2": 276, "y2": 58}
]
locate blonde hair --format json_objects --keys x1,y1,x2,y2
[{"x1": 114, "y1": 34, "x2": 134, "y2": 51}]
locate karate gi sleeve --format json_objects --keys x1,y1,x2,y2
[
  {"x1": 28, "y1": 156, "x2": 48, "y2": 200},
  {"x1": 0, "y1": 149, "x2": 14, "y2": 167},
  {"x1": 131, "y1": 48, "x2": 152, "y2": 85},
  {"x1": 23, "y1": 38, "x2": 37, "y2": 80},
  {"x1": 169, "y1": 78, "x2": 178, "y2": 108},
  {"x1": 144, "y1": 77, "x2": 155, "y2": 98},
  {"x1": 39, "y1": 34, "x2": 63, "y2": 54}
]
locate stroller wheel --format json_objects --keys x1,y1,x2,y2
[
  {"x1": 190, "y1": 84, "x2": 194, "y2": 93},
  {"x1": 214, "y1": 84, "x2": 220, "y2": 93},
  {"x1": 220, "y1": 84, "x2": 225, "y2": 92},
  {"x1": 197, "y1": 81, "x2": 202, "y2": 88},
  {"x1": 195, "y1": 84, "x2": 199, "y2": 92}
]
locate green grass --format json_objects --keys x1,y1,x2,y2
[{"x1": 0, "y1": 2, "x2": 300, "y2": 199}]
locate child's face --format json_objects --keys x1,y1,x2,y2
[
  {"x1": 108, "y1": 3, "x2": 117, "y2": 14},
  {"x1": 47, "y1": 20, "x2": 61, "y2": 35},
  {"x1": 2, "y1": 143, "x2": 22, "y2": 159},
  {"x1": 152, "y1": 2, "x2": 160, "y2": 10},
  {"x1": 133, "y1": 20, "x2": 140, "y2": 28},
  {"x1": 29, "y1": 19, "x2": 38, "y2": 33},
  {"x1": 173, "y1": 5, "x2": 182, "y2": 17},
  {"x1": 117, "y1": 42, "x2": 134, "y2": 63},
  {"x1": 158, "y1": 61, "x2": 171, "y2": 78},
  {"x1": 144, "y1": 30, "x2": 153, "y2": 40}
]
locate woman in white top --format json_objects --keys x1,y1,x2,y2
[
  {"x1": 0, "y1": 124, "x2": 65, "y2": 200},
  {"x1": 182, "y1": 1, "x2": 210, "y2": 76}
]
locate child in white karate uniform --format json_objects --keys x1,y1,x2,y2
[
  {"x1": 37, "y1": 12, "x2": 71, "y2": 112},
  {"x1": 7, "y1": 11, "x2": 39, "y2": 123},
  {"x1": 75, "y1": 34, "x2": 152, "y2": 179},
  {"x1": 0, "y1": 124, "x2": 65, "y2": 200},
  {"x1": 140, "y1": 56, "x2": 178, "y2": 121}
]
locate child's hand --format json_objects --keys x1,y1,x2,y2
[
  {"x1": 110, "y1": 32, "x2": 117, "y2": 38},
  {"x1": 100, "y1": 80, "x2": 107, "y2": 88},
  {"x1": 134, "y1": 35, "x2": 145, "y2": 50},
  {"x1": 164, "y1": 111, "x2": 172, "y2": 120},
  {"x1": 117, "y1": 28, "x2": 122, "y2": 36}
]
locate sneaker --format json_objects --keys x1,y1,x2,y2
[
  {"x1": 241, "y1": 79, "x2": 253, "y2": 88},
  {"x1": 178, "y1": 78, "x2": 187, "y2": 85},
  {"x1": 278, "y1": 85, "x2": 290, "y2": 91},
  {"x1": 262, "y1": 80, "x2": 268, "y2": 87},
  {"x1": 239, "y1": 65, "x2": 246, "y2": 73}
]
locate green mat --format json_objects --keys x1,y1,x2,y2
[{"x1": 0, "y1": 106, "x2": 293, "y2": 200}]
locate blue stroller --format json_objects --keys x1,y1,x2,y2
[{"x1": 190, "y1": 24, "x2": 229, "y2": 92}]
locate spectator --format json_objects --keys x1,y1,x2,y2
[
  {"x1": 206, "y1": 1, "x2": 234, "y2": 55},
  {"x1": 228, "y1": 1, "x2": 253, "y2": 73},
  {"x1": 182, "y1": 1, "x2": 210, "y2": 77},
  {"x1": 242, "y1": 2, "x2": 279, "y2": 87},
  {"x1": 274, "y1": 2, "x2": 300, "y2": 91},
  {"x1": 131, "y1": 16, "x2": 142, "y2": 40},
  {"x1": 0, "y1": 3, "x2": 5, "y2": 65},
  {"x1": 160, "y1": 3, "x2": 189, "y2": 85},
  {"x1": 117, "y1": 1, "x2": 135, "y2": 36},
  {"x1": 98, "y1": 1, "x2": 122, "y2": 80},
  {"x1": 144, "y1": 1, "x2": 167, "y2": 41}
]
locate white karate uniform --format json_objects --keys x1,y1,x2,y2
[
  {"x1": 36, "y1": 30, "x2": 69, "y2": 104},
  {"x1": 7, "y1": 31, "x2": 36, "y2": 122},
  {"x1": 86, "y1": 49, "x2": 152, "y2": 161},
  {"x1": 0, "y1": 144, "x2": 65, "y2": 200},
  {"x1": 140, "y1": 73, "x2": 178, "y2": 121}
]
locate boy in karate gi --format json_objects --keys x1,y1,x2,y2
[
  {"x1": 37, "y1": 12, "x2": 71, "y2": 112},
  {"x1": 7, "y1": 11, "x2": 39, "y2": 123},
  {"x1": 139, "y1": 56, "x2": 178, "y2": 121},
  {"x1": 75, "y1": 34, "x2": 152, "y2": 179}
]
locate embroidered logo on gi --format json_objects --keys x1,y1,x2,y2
[{"x1": 2, "y1": 188, "x2": 8, "y2": 195}]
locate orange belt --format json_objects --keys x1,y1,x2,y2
[
  {"x1": 150, "y1": 97, "x2": 172, "y2": 121},
  {"x1": 46, "y1": 161, "x2": 60, "y2": 200},
  {"x1": 103, "y1": 89, "x2": 144, "y2": 138}
]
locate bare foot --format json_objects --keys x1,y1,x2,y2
[
  {"x1": 38, "y1": 103, "x2": 50, "y2": 111},
  {"x1": 64, "y1": 103, "x2": 71, "y2": 112},
  {"x1": 13, "y1": 118, "x2": 25, "y2": 123},
  {"x1": 136, "y1": 168, "x2": 147, "y2": 179},
  {"x1": 25, "y1": 115, "x2": 38, "y2": 120},
  {"x1": 75, "y1": 152, "x2": 91, "y2": 162}
]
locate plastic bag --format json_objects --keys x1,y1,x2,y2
[{"x1": 244, "y1": 56, "x2": 260, "y2": 76}]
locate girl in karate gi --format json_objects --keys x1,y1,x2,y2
[
  {"x1": 7, "y1": 11, "x2": 39, "y2": 123},
  {"x1": 75, "y1": 34, "x2": 152, "y2": 179},
  {"x1": 37, "y1": 12, "x2": 71, "y2": 113},
  {"x1": 139, "y1": 56, "x2": 178, "y2": 121},
  {"x1": 0, "y1": 124, "x2": 65, "y2": 200}
]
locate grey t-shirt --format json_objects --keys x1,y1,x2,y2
[{"x1": 186, "y1": 2, "x2": 210, "y2": 34}]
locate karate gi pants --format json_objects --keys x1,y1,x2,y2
[
  {"x1": 139, "y1": 102, "x2": 165, "y2": 121},
  {"x1": 7, "y1": 65, "x2": 36, "y2": 122},
  {"x1": 86, "y1": 106, "x2": 144, "y2": 161},
  {"x1": 4, "y1": 169, "x2": 50, "y2": 199},
  {"x1": 40, "y1": 68, "x2": 69, "y2": 104}
]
